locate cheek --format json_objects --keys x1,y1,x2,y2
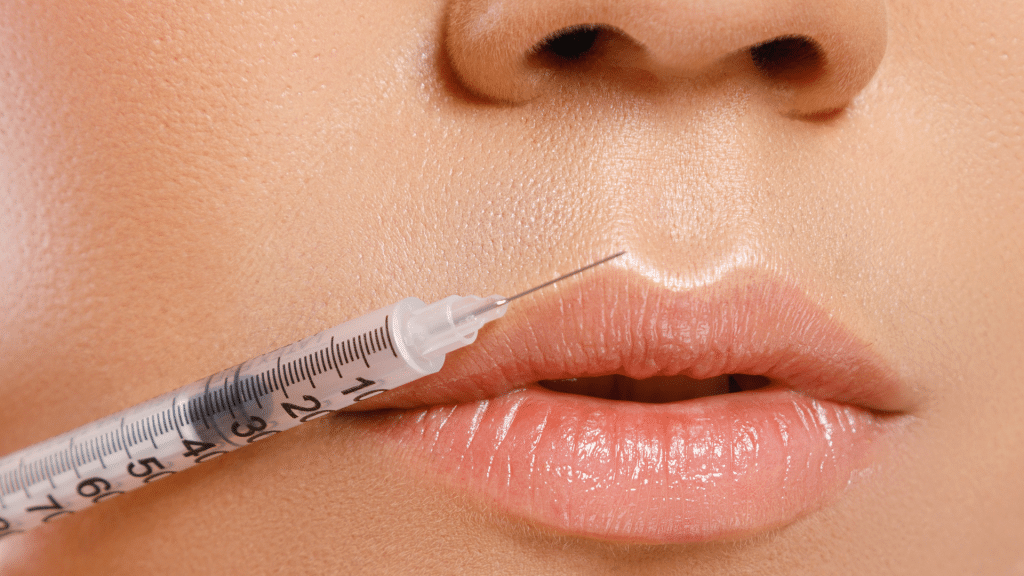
[
  {"x1": 872, "y1": 2, "x2": 1024, "y2": 394},
  {"x1": 834, "y1": 0, "x2": 1024, "y2": 558},
  {"x1": 0, "y1": 0, "x2": 441, "y2": 448}
]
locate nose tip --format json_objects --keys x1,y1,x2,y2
[{"x1": 445, "y1": 0, "x2": 888, "y2": 116}]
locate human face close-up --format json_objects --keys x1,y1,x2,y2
[{"x1": 1, "y1": 0, "x2": 1023, "y2": 574}]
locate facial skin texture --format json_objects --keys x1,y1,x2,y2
[{"x1": 1, "y1": 0, "x2": 1023, "y2": 573}]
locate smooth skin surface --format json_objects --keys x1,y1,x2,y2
[{"x1": 1, "y1": 0, "x2": 1023, "y2": 573}]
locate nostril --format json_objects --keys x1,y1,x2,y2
[
  {"x1": 532, "y1": 24, "x2": 604, "y2": 64},
  {"x1": 750, "y1": 36, "x2": 825, "y2": 84}
]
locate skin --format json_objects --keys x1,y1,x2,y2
[{"x1": 1, "y1": 0, "x2": 1022, "y2": 573}]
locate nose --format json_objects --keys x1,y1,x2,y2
[{"x1": 445, "y1": 0, "x2": 887, "y2": 116}]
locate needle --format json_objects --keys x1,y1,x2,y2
[{"x1": 460, "y1": 251, "x2": 626, "y2": 321}]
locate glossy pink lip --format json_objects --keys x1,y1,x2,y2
[{"x1": 345, "y1": 270, "x2": 914, "y2": 543}]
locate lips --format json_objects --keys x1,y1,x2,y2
[{"x1": 343, "y1": 267, "x2": 915, "y2": 543}]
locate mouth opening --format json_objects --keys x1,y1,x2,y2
[{"x1": 538, "y1": 374, "x2": 772, "y2": 403}]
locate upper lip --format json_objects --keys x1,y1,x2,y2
[{"x1": 356, "y1": 266, "x2": 915, "y2": 415}]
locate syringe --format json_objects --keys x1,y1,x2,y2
[{"x1": 0, "y1": 252, "x2": 624, "y2": 537}]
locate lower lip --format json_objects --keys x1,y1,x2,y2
[{"x1": 346, "y1": 386, "x2": 895, "y2": 543}]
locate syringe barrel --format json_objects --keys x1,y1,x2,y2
[{"x1": 0, "y1": 295, "x2": 501, "y2": 536}]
